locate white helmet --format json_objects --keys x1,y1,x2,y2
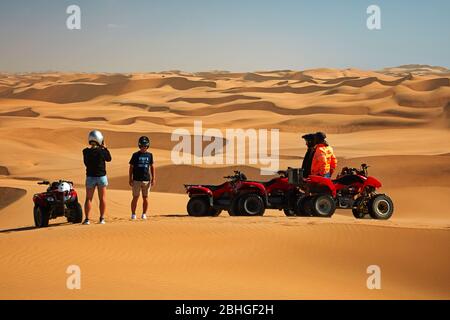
[
  {"x1": 57, "y1": 182, "x2": 72, "y2": 201},
  {"x1": 88, "y1": 130, "x2": 104, "y2": 146}
]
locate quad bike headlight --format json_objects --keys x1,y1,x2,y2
[{"x1": 46, "y1": 196, "x2": 55, "y2": 202}]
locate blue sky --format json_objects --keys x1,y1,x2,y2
[{"x1": 0, "y1": 0, "x2": 449, "y2": 72}]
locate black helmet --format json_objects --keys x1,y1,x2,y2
[
  {"x1": 138, "y1": 136, "x2": 150, "y2": 148},
  {"x1": 301, "y1": 133, "x2": 315, "y2": 142},
  {"x1": 315, "y1": 131, "x2": 327, "y2": 142}
]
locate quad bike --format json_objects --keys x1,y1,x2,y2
[
  {"x1": 227, "y1": 167, "x2": 337, "y2": 218},
  {"x1": 32, "y1": 180, "x2": 83, "y2": 227},
  {"x1": 332, "y1": 164, "x2": 394, "y2": 219},
  {"x1": 297, "y1": 173, "x2": 338, "y2": 218},
  {"x1": 238, "y1": 168, "x2": 305, "y2": 217},
  {"x1": 297, "y1": 164, "x2": 393, "y2": 219},
  {"x1": 184, "y1": 171, "x2": 266, "y2": 217}
]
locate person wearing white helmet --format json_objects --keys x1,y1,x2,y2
[{"x1": 82, "y1": 130, "x2": 112, "y2": 225}]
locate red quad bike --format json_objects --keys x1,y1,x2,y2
[
  {"x1": 184, "y1": 171, "x2": 266, "y2": 217},
  {"x1": 238, "y1": 168, "x2": 337, "y2": 218},
  {"x1": 236, "y1": 168, "x2": 305, "y2": 217},
  {"x1": 224, "y1": 167, "x2": 334, "y2": 217},
  {"x1": 333, "y1": 164, "x2": 394, "y2": 219},
  {"x1": 305, "y1": 164, "x2": 394, "y2": 219},
  {"x1": 32, "y1": 180, "x2": 83, "y2": 227}
]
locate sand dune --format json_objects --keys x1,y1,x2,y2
[
  {"x1": 1, "y1": 77, "x2": 216, "y2": 103},
  {"x1": 405, "y1": 77, "x2": 450, "y2": 91},
  {"x1": 169, "y1": 94, "x2": 261, "y2": 105},
  {"x1": 0, "y1": 107, "x2": 39, "y2": 117},
  {"x1": 0, "y1": 166, "x2": 9, "y2": 176},
  {"x1": 0, "y1": 68, "x2": 449, "y2": 299},
  {"x1": 0, "y1": 187, "x2": 26, "y2": 210}
]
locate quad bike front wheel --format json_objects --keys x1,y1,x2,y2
[
  {"x1": 311, "y1": 194, "x2": 336, "y2": 218},
  {"x1": 369, "y1": 194, "x2": 394, "y2": 220},
  {"x1": 285, "y1": 195, "x2": 311, "y2": 216},
  {"x1": 239, "y1": 194, "x2": 265, "y2": 216},
  {"x1": 34, "y1": 205, "x2": 50, "y2": 228},
  {"x1": 187, "y1": 197, "x2": 211, "y2": 217},
  {"x1": 67, "y1": 202, "x2": 83, "y2": 223}
]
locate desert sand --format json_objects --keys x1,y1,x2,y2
[{"x1": 0, "y1": 66, "x2": 449, "y2": 299}]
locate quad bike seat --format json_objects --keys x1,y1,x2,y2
[
  {"x1": 202, "y1": 183, "x2": 227, "y2": 191},
  {"x1": 250, "y1": 178, "x2": 278, "y2": 188}
]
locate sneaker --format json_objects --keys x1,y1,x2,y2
[
  {"x1": 99, "y1": 218, "x2": 105, "y2": 224},
  {"x1": 82, "y1": 219, "x2": 90, "y2": 225},
  {"x1": 141, "y1": 213, "x2": 147, "y2": 220},
  {"x1": 131, "y1": 214, "x2": 137, "y2": 220}
]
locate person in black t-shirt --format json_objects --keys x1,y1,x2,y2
[
  {"x1": 82, "y1": 130, "x2": 112, "y2": 225},
  {"x1": 301, "y1": 133, "x2": 316, "y2": 178},
  {"x1": 129, "y1": 136, "x2": 155, "y2": 220}
]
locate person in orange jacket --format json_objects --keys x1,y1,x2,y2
[{"x1": 311, "y1": 132, "x2": 337, "y2": 178}]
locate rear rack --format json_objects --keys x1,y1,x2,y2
[{"x1": 287, "y1": 167, "x2": 303, "y2": 186}]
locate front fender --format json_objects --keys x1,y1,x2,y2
[
  {"x1": 306, "y1": 175, "x2": 336, "y2": 197},
  {"x1": 364, "y1": 176, "x2": 382, "y2": 189},
  {"x1": 237, "y1": 182, "x2": 269, "y2": 206},
  {"x1": 238, "y1": 182, "x2": 267, "y2": 195},
  {"x1": 33, "y1": 194, "x2": 47, "y2": 207},
  {"x1": 186, "y1": 186, "x2": 213, "y2": 197}
]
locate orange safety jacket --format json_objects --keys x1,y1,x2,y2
[{"x1": 311, "y1": 143, "x2": 337, "y2": 176}]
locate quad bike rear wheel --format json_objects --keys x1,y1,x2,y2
[
  {"x1": 187, "y1": 197, "x2": 211, "y2": 217},
  {"x1": 299, "y1": 196, "x2": 315, "y2": 216},
  {"x1": 311, "y1": 194, "x2": 336, "y2": 218},
  {"x1": 369, "y1": 194, "x2": 394, "y2": 220},
  {"x1": 208, "y1": 208, "x2": 222, "y2": 217},
  {"x1": 34, "y1": 205, "x2": 50, "y2": 228},
  {"x1": 283, "y1": 208, "x2": 296, "y2": 216},
  {"x1": 239, "y1": 194, "x2": 265, "y2": 216},
  {"x1": 296, "y1": 195, "x2": 312, "y2": 217},
  {"x1": 67, "y1": 202, "x2": 83, "y2": 223},
  {"x1": 228, "y1": 195, "x2": 242, "y2": 216},
  {"x1": 352, "y1": 197, "x2": 367, "y2": 219}
]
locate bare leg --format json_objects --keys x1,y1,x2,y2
[
  {"x1": 84, "y1": 187, "x2": 95, "y2": 220},
  {"x1": 98, "y1": 186, "x2": 107, "y2": 219},
  {"x1": 142, "y1": 196, "x2": 148, "y2": 214},
  {"x1": 131, "y1": 195, "x2": 139, "y2": 214}
]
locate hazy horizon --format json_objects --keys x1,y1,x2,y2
[{"x1": 1, "y1": 0, "x2": 449, "y2": 73}]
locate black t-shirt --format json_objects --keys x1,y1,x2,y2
[
  {"x1": 129, "y1": 151, "x2": 153, "y2": 181},
  {"x1": 301, "y1": 148, "x2": 315, "y2": 178},
  {"x1": 83, "y1": 147, "x2": 112, "y2": 177}
]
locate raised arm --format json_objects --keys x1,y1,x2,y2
[{"x1": 102, "y1": 147, "x2": 112, "y2": 162}]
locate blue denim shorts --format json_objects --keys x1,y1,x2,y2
[{"x1": 86, "y1": 176, "x2": 108, "y2": 188}]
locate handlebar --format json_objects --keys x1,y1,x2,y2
[
  {"x1": 37, "y1": 180, "x2": 74, "y2": 186},
  {"x1": 224, "y1": 171, "x2": 247, "y2": 181},
  {"x1": 339, "y1": 164, "x2": 369, "y2": 177}
]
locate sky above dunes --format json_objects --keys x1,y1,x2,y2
[{"x1": 0, "y1": 0, "x2": 449, "y2": 72}]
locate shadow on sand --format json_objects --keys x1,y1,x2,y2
[{"x1": 0, "y1": 222, "x2": 69, "y2": 234}]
